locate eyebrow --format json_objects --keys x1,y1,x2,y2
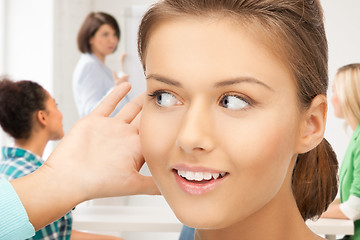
[
  {"x1": 146, "y1": 74, "x2": 273, "y2": 91},
  {"x1": 214, "y1": 77, "x2": 273, "y2": 91},
  {"x1": 146, "y1": 74, "x2": 183, "y2": 87}
]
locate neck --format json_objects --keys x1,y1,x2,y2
[
  {"x1": 347, "y1": 116, "x2": 359, "y2": 131},
  {"x1": 14, "y1": 133, "x2": 49, "y2": 157},
  {"x1": 92, "y1": 52, "x2": 105, "y2": 64}
]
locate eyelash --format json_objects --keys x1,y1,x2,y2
[
  {"x1": 148, "y1": 89, "x2": 170, "y2": 100},
  {"x1": 147, "y1": 90, "x2": 179, "y2": 108}
]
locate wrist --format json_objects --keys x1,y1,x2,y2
[
  {"x1": 38, "y1": 161, "x2": 85, "y2": 205},
  {"x1": 10, "y1": 164, "x2": 82, "y2": 230}
]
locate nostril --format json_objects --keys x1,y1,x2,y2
[{"x1": 176, "y1": 137, "x2": 214, "y2": 153}]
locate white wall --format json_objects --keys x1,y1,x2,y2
[
  {"x1": 0, "y1": 0, "x2": 6, "y2": 147},
  {"x1": 322, "y1": 0, "x2": 360, "y2": 162},
  {"x1": 0, "y1": 0, "x2": 4, "y2": 74},
  {"x1": 0, "y1": 0, "x2": 54, "y2": 156}
]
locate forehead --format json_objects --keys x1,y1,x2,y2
[
  {"x1": 145, "y1": 17, "x2": 294, "y2": 90},
  {"x1": 97, "y1": 24, "x2": 115, "y2": 32}
]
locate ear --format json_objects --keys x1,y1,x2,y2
[
  {"x1": 295, "y1": 95, "x2": 327, "y2": 154},
  {"x1": 36, "y1": 110, "x2": 48, "y2": 127}
]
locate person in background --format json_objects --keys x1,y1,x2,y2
[
  {"x1": 73, "y1": 12, "x2": 129, "y2": 118},
  {"x1": 0, "y1": 78, "x2": 123, "y2": 240},
  {"x1": 137, "y1": 0, "x2": 338, "y2": 239},
  {"x1": 322, "y1": 63, "x2": 360, "y2": 240}
]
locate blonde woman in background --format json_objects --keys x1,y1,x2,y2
[{"x1": 322, "y1": 63, "x2": 360, "y2": 240}]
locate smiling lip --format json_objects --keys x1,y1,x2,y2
[{"x1": 172, "y1": 165, "x2": 228, "y2": 195}]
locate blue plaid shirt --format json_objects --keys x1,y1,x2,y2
[{"x1": 0, "y1": 147, "x2": 72, "y2": 240}]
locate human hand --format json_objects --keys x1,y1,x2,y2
[
  {"x1": 9, "y1": 82, "x2": 159, "y2": 231},
  {"x1": 43, "y1": 82, "x2": 160, "y2": 202}
]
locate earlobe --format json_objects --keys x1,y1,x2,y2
[{"x1": 296, "y1": 95, "x2": 327, "y2": 154}]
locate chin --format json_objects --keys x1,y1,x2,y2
[
  {"x1": 168, "y1": 199, "x2": 232, "y2": 230},
  {"x1": 51, "y1": 132, "x2": 64, "y2": 141},
  {"x1": 177, "y1": 213, "x2": 230, "y2": 230}
]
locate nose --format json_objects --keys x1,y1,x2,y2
[{"x1": 176, "y1": 100, "x2": 215, "y2": 154}]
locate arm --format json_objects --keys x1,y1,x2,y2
[
  {"x1": 113, "y1": 53, "x2": 129, "y2": 86},
  {"x1": 322, "y1": 140, "x2": 360, "y2": 220},
  {"x1": 11, "y1": 82, "x2": 159, "y2": 231},
  {"x1": 337, "y1": 141, "x2": 360, "y2": 220},
  {"x1": 321, "y1": 198, "x2": 349, "y2": 219},
  {"x1": 70, "y1": 230, "x2": 123, "y2": 240}
]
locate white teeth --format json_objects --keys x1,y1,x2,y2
[
  {"x1": 212, "y1": 173, "x2": 220, "y2": 179},
  {"x1": 203, "y1": 172, "x2": 212, "y2": 180},
  {"x1": 185, "y1": 171, "x2": 195, "y2": 180},
  {"x1": 194, "y1": 172, "x2": 203, "y2": 181},
  {"x1": 177, "y1": 170, "x2": 226, "y2": 181}
]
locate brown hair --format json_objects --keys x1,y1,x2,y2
[
  {"x1": 137, "y1": 0, "x2": 338, "y2": 220},
  {"x1": 0, "y1": 78, "x2": 48, "y2": 139},
  {"x1": 77, "y1": 12, "x2": 120, "y2": 53}
]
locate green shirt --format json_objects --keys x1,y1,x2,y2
[{"x1": 339, "y1": 123, "x2": 360, "y2": 240}]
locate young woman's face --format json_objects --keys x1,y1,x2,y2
[
  {"x1": 140, "y1": 18, "x2": 304, "y2": 229},
  {"x1": 89, "y1": 24, "x2": 118, "y2": 58},
  {"x1": 44, "y1": 93, "x2": 64, "y2": 140}
]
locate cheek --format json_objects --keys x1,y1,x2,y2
[
  {"x1": 140, "y1": 107, "x2": 180, "y2": 174},
  {"x1": 220, "y1": 109, "x2": 298, "y2": 187},
  {"x1": 331, "y1": 95, "x2": 343, "y2": 117},
  {"x1": 331, "y1": 95, "x2": 337, "y2": 108}
]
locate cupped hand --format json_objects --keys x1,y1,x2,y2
[{"x1": 44, "y1": 82, "x2": 160, "y2": 202}]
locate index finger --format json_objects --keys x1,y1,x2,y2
[
  {"x1": 90, "y1": 82, "x2": 131, "y2": 117},
  {"x1": 114, "y1": 93, "x2": 145, "y2": 123}
]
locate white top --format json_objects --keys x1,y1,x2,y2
[
  {"x1": 72, "y1": 53, "x2": 129, "y2": 118},
  {"x1": 340, "y1": 194, "x2": 360, "y2": 220}
]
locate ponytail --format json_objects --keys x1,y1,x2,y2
[{"x1": 292, "y1": 138, "x2": 338, "y2": 220}]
